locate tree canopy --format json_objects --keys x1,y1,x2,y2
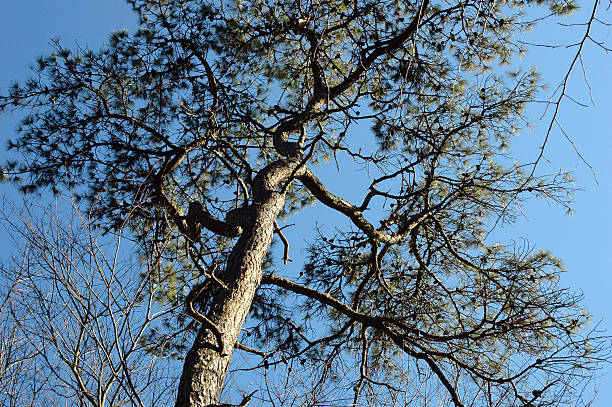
[{"x1": 0, "y1": 0, "x2": 609, "y2": 406}]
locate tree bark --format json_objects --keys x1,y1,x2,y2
[{"x1": 175, "y1": 157, "x2": 301, "y2": 407}]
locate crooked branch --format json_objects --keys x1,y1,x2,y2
[{"x1": 273, "y1": 221, "x2": 292, "y2": 265}]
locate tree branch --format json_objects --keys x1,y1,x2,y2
[
  {"x1": 261, "y1": 273, "x2": 464, "y2": 407},
  {"x1": 187, "y1": 201, "x2": 243, "y2": 239},
  {"x1": 273, "y1": 221, "x2": 292, "y2": 265},
  {"x1": 297, "y1": 167, "x2": 429, "y2": 244},
  {"x1": 185, "y1": 281, "x2": 225, "y2": 355}
]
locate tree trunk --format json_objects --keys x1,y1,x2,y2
[{"x1": 175, "y1": 157, "x2": 300, "y2": 407}]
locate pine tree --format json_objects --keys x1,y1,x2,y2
[{"x1": 1, "y1": 0, "x2": 607, "y2": 406}]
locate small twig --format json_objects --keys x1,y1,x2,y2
[
  {"x1": 189, "y1": 253, "x2": 229, "y2": 291},
  {"x1": 239, "y1": 391, "x2": 257, "y2": 406},
  {"x1": 207, "y1": 390, "x2": 257, "y2": 407},
  {"x1": 207, "y1": 391, "x2": 257, "y2": 407},
  {"x1": 185, "y1": 275, "x2": 226, "y2": 355},
  {"x1": 370, "y1": 241, "x2": 393, "y2": 296},
  {"x1": 274, "y1": 221, "x2": 292, "y2": 265},
  {"x1": 409, "y1": 228, "x2": 428, "y2": 298},
  {"x1": 555, "y1": 118, "x2": 598, "y2": 185},
  {"x1": 234, "y1": 341, "x2": 268, "y2": 358}
]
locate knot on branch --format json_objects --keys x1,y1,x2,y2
[{"x1": 185, "y1": 201, "x2": 243, "y2": 238}]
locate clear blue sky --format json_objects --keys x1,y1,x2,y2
[{"x1": 0, "y1": 1, "x2": 610, "y2": 405}]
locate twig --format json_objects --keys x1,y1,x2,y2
[
  {"x1": 274, "y1": 221, "x2": 292, "y2": 265},
  {"x1": 185, "y1": 277, "x2": 226, "y2": 355},
  {"x1": 234, "y1": 341, "x2": 268, "y2": 358},
  {"x1": 207, "y1": 391, "x2": 257, "y2": 407}
]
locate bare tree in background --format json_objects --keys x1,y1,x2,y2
[
  {"x1": 0, "y1": 263, "x2": 34, "y2": 407},
  {"x1": 0, "y1": 200, "x2": 179, "y2": 406},
  {"x1": 0, "y1": 0, "x2": 610, "y2": 406}
]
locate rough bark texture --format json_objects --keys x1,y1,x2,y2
[{"x1": 175, "y1": 157, "x2": 301, "y2": 407}]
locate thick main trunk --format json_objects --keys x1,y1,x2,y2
[{"x1": 175, "y1": 158, "x2": 301, "y2": 407}]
